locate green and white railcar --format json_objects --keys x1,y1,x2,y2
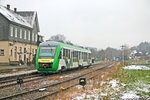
[{"x1": 36, "y1": 41, "x2": 92, "y2": 73}]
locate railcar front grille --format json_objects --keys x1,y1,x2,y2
[{"x1": 39, "y1": 63, "x2": 53, "y2": 68}]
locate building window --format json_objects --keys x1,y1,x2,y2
[
  {"x1": 11, "y1": 49, "x2": 13, "y2": 56},
  {"x1": 19, "y1": 47, "x2": 22, "y2": 53},
  {"x1": 0, "y1": 49, "x2": 4, "y2": 56},
  {"x1": 24, "y1": 48, "x2": 26, "y2": 53},
  {"x1": 19, "y1": 47, "x2": 22, "y2": 61},
  {"x1": 24, "y1": 48, "x2": 26, "y2": 62},
  {"x1": 15, "y1": 28, "x2": 17, "y2": 37},
  {"x1": 32, "y1": 33, "x2": 34, "y2": 41},
  {"x1": 35, "y1": 34, "x2": 37, "y2": 42},
  {"x1": 28, "y1": 31, "x2": 30, "y2": 40},
  {"x1": 14, "y1": 47, "x2": 17, "y2": 59},
  {"x1": 32, "y1": 49, "x2": 34, "y2": 55},
  {"x1": 20, "y1": 29, "x2": 22, "y2": 39},
  {"x1": 35, "y1": 49, "x2": 37, "y2": 54},
  {"x1": 10, "y1": 26, "x2": 13, "y2": 37},
  {"x1": 24, "y1": 30, "x2": 26, "y2": 40}
]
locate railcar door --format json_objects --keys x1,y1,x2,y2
[{"x1": 70, "y1": 50, "x2": 73, "y2": 68}]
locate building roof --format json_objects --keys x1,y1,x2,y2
[
  {"x1": 0, "y1": 5, "x2": 40, "y2": 32},
  {"x1": 0, "y1": 5, "x2": 31, "y2": 27},
  {"x1": 17, "y1": 11, "x2": 40, "y2": 32}
]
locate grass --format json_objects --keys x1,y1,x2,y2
[
  {"x1": 126, "y1": 70, "x2": 150, "y2": 83},
  {"x1": 146, "y1": 65, "x2": 150, "y2": 68},
  {"x1": 116, "y1": 66, "x2": 150, "y2": 98}
]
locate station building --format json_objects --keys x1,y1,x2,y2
[{"x1": 0, "y1": 5, "x2": 43, "y2": 65}]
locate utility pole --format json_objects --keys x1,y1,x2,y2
[{"x1": 120, "y1": 45, "x2": 126, "y2": 65}]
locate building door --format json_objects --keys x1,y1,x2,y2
[{"x1": 24, "y1": 48, "x2": 26, "y2": 64}]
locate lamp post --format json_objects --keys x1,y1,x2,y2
[{"x1": 120, "y1": 45, "x2": 126, "y2": 65}]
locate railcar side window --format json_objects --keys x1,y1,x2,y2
[
  {"x1": 86, "y1": 53, "x2": 87, "y2": 60},
  {"x1": 68, "y1": 49, "x2": 70, "y2": 59},
  {"x1": 73, "y1": 50, "x2": 77, "y2": 62},
  {"x1": 77, "y1": 51, "x2": 78, "y2": 60},
  {"x1": 63, "y1": 48, "x2": 65, "y2": 58},
  {"x1": 78, "y1": 52, "x2": 80, "y2": 60},
  {"x1": 66, "y1": 49, "x2": 68, "y2": 58},
  {"x1": 80, "y1": 52, "x2": 82, "y2": 59},
  {"x1": 59, "y1": 49, "x2": 62, "y2": 59},
  {"x1": 82, "y1": 52, "x2": 84, "y2": 59},
  {"x1": 83, "y1": 52, "x2": 87, "y2": 62},
  {"x1": 89, "y1": 53, "x2": 91, "y2": 59}
]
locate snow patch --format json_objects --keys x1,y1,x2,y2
[
  {"x1": 100, "y1": 81, "x2": 106, "y2": 86},
  {"x1": 101, "y1": 75, "x2": 104, "y2": 79},
  {"x1": 60, "y1": 73, "x2": 80, "y2": 78},
  {"x1": 120, "y1": 91, "x2": 140, "y2": 99},
  {"x1": 75, "y1": 93, "x2": 86, "y2": 100},
  {"x1": 137, "y1": 88, "x2": 149, "y2": 93},
  {"x1": 109, "y1": 80, "x2": 119, "y2": 88},
  {"x1": 123, "y1": 65, "x2": 150, "y2": 70},
  {"x1": 100, "y1": 93, "x2": 107, "y2": 96},
  {"x1": 75, "y1": 85, "x2": 83, "y2": 89}
]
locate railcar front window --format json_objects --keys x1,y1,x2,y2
[{"x1": 39, "y1": 47, "x2": 56, "y2": 59}]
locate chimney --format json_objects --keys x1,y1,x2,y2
[
  {"x1": 7, "y1": 4, "x2": 10, "y2": 10},
  {"x1": 14, "y1": 8, "x2": 17, "y2": 12}
]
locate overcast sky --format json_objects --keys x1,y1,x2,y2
[{"x1": 1, "y1": 0, "x2": 150, "y2": 49}]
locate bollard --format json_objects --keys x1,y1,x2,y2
[
  {"x1": 17, "y1": 77, "x2": 23, "y2": 91},
  {"x1": 79, "y1": 78, "x2": 86, "y2": 89}
]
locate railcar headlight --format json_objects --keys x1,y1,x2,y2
[{"x1": 42, "y1": 64, "x2": 45, "y2": 67}]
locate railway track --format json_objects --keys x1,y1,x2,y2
[
  {"x1": 0, "y1": 73, "x2": 42, "y2": 84},
  {"x1": 0, "y1": 62, "x2": 114, "y2": 100},
  {"x1": 35, "y1": 63, "x2": 114, "y2": 100},
  {"x1": 0, "y1": 63, "x2": 103, "y2": 89},
  {"x1": 0, "y1": 75, "x2": 45, "y2": 89}
]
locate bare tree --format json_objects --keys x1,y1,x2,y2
[{"x1": 49, "y1": 34, "x2": 66, "y2": 43}]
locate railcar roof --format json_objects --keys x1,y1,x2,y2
[
  {"x1": 40, "y1": 41, "x2": 91, "y2": 53},
  {"x1": 40, "y1": 41, "x2": 59, "y2": 46}
]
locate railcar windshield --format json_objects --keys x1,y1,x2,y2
[{"x1": 39, "y1": 46, "x2": 56, "y2": 59}]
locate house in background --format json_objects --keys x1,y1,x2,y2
[{"x1": 0, "y1": 5, "x2": 43, "y2": 65}]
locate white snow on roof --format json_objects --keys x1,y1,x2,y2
[
  {"x1": 0, "y1": 6, "x2": 31, "y2": 28},
  {"x1": 18, "y1": 11, "x2": 36, "y2": 27},
  {"x1": 123, "y1": 65, "x2": 150, "y2": 70}
]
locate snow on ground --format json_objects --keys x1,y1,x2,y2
[
  {"x1": 73, "y1": 79, "x2": 124, "y2": 99},
  {"x1": 123, "y1": 65, "x2": 150, "y2": 70},
  {"x1": 120, "y1": 91, "x2": 140, "y2": 99},
  {"x1": 73, "y1": 79, "x2": 149, "y2": 99},
  {"x1": 109, "y1": 80, "x2": 119, "y2": 88},
  {"x1": 60, "y1": 73, "x2": 80, "y2": 78},
  {"x1": 75, "y1": 85, "x2": 83, "y2": 89},
  {"x1": 72, "y1": 65, "x2": 150, "y2": 99}
]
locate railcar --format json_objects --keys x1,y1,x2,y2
[{"x1": 36, "y1": 41, "x2": 92, "y2": 73}]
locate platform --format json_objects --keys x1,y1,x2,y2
[{"x1": 0, "y1": 65, "x2": 37, "y2": 80}]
